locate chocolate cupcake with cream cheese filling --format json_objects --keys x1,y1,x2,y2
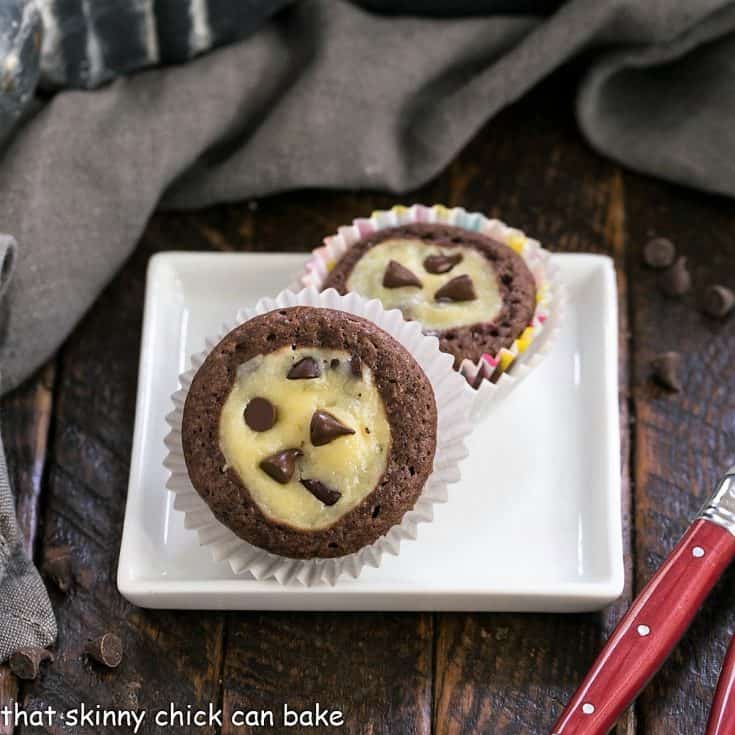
[
  {"x1": 181, "y1": 306, "x2": 437, "y2": 559},
  {"x1": 322, "y1": 222, "x2": 537, "y2": 370},
  {"x1": 298, "y1": 205, "x2": 558, "y2": 407}
]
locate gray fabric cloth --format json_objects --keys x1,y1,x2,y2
[
  {"x1": 2, "y1": 0, "x2": 735, "y2": 657},
  {"x1": 0, "y1": 430, "x2": 57, "y2": 661},
  {"x1": 2, "y1": 0, "x2": 735, "y2": 393},
  {"x1": 0, "y1": 236, "x2": 57, "y2": 663}
]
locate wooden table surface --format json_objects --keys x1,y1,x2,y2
[{"x1": 1, "y1": 68, "x2": 734, "y2": 735}]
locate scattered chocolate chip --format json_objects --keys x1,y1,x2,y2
[
  {"x1": 259, "y1": 449, "x2": 302, "y2": 484},
  {"x1": 424, "y1": 252, "x2": 463, "y2": 274},
  {"x1": 350, "y1": 354, "x2": 362, "y2": 377},
  {"x1": 311, "y1": 409, "x2": 355, "y2": 446},
  {"x1": 9, "y1": 647, "x2": 54, "y2": 680},
  {"x1": 287, "y1": 357, "x2": 321, "y2": 379},
  {"x1": 661, "y1": 257, "x2": 691, "y2": 297},
  {"x1": 244, "y1": 397, "x2": 277, "y2": 432},
  {"x1": 42, "y1": 545, "x2": 73, "y2": 593},
  {"x1": 300, "y1": 479, "x2": 342, "y2": 506},
  {"x1": 383, "y1": 260, "x2": 422, "y2": 289},
  {"x1": 650, "y1": 351, "x2": 682, "y2": 392},
  {"x1": 702, "y1": 285, "x2": 735, "y2": 318},
  {"x1": 434, "y1": 274, "x2": 477, "y2": 302},
  {"x1": 330, "y1": 358, "x2": 340, "y2": 369},
  {"x1": 85, "y1": 633, "x2": 124, "y2": 669},
  {"x1": 643, "y1": 237, "x2": 676, "y2": 269}
]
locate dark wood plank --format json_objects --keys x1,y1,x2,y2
[
  {"x1": 20, "y1": 236, "x2": 225, "y2": 734},
  {"x1": 429, "y1": 79, "x2": 635, "y2": 735},
  {"x1": 0, "y1": 672, "x2": 15, "y2": 735},
  {"x1": 222, "y1": 612, "x2": 433, "y2": 735},
  {"x1": 0, "y1": 363, "x2": 57, "y2": 735},
  {"x1": 624, "y1": 176, "x2": 735, "y2": 734},
  {"x1": 602, "y1": 170, "x2": 638, "y2": 735},
  {"x1": 3, "y1": 362, "x2": 56, "y2": 557}
]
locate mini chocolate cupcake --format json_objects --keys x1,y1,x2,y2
[
  {"x1": 322, "y1": 222, "x2": 537, "y2": 369},
  {"x1": 181, "y1": 306, "x2": 437, "y2": 559},
  {"x1": 299, "y1": 206, "x2": 558, "y2": 418}
]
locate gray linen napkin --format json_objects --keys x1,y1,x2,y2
[
  {"x1": 2, "y1": 0, "x2": 735, "y2": 660},
  {"x1": 2, "y1": 0, "x2": 735, "y2": 396},
  {"x1": 0, "y1": 235, "x2": 56, "y2": 663},
  {"x1": 0, "y1": 432, "x2": 57, "y2": 661}
]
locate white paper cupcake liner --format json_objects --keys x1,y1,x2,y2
[
  {"x1": 296, "y1": 204, "x2": 564, "y2": 421},
  {"x1": 164, "y1": 286, "x2": 473, "y2": 586}
]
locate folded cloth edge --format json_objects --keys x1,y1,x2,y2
[
  {"x1": 0, "y1": 234, "x2": 56, "y2": 664},
  {"x1": 577, "y1": 2, "x2": 735, "y2": 198}
]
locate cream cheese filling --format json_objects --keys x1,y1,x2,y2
[
  {"x1": 219, "y1": 346, "x2": 391, "y2": 531},
  {"x1": 345, "y1": 238, "x2": 502, "y2": 331}
]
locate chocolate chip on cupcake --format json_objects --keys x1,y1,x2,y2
[
  {"x1": 321, "y1": 223, "x2": 537, "y2": 368},
  {"x1": 181, "y1": 306, "x2": 437, "y2": 559}
]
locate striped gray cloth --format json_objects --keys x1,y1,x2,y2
[
  {"x1": 0, "y1": 235, "x2": 56, "y2": 663},
  {"x1": 36, "y1": 0, "x2": 294, "y2": 89},
  {"x1": 0, "y1": 0, "x2": 293, "y2": 144}
]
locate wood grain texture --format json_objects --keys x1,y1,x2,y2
[
  {"x1": 2, "y1": 362, "x2": 55, "y2": 559},
  {"x1": 625, "y1": 175, "x2": 735, "y2": 734},
  {"x1": 0, "y1": 363, "x2": 57, "y2": 735},
  {"x1": 222, "y1": 612, "x2": 433, "y2": 735},
  {"x1": 20, "y1": 237, "x2": 225, "y2": 734},
  {"x1": 0, "y1": 670, "x2": 15, "y2": 735},
  {"x1": 430, "y1": 77, "x2": 634, "y2": 735}
]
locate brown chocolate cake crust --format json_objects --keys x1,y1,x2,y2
[
  {"x1": 321, "y1": 223, "x2": 537, "y2": 366},
  {"x1": 182, "y1": 306, "x2": 437, "y2": 559}
]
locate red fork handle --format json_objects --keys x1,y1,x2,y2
[
  {"x1": 552, "y1": 519, "x2": 735, "y2": 735},
  {"x1": 707, "y1": 631, "x2": 735, "y2": 735}
]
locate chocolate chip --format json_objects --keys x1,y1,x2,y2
[
  {"x1": 259, "y1": 449, "x2": 302, "y2": 484},
  {"x1": 244, "y1": 397, "x2": 277, "y2": 431},
  {"x1": 300, "y1": 479, "x2": 342, "y2": 506},
  {"x1": 702, "y1": 285, "x2": 735, "y2": 318},
  {"x1": 350, "y1": 355, "x2": 362, "y2": 377},
  {"x1": 287, "y1": 357, "x2": 321, "y2": 379},
  {"x1": 434, "y1": 274, "x2": 477, "y2": 302},
  {"x1": 85, "y1": 633, "x2": 124, "y2": 669},
  {"x1": 650, "y1": 351, "x2": 682, "y2": 392},
  {"x1": 9, "y1": 647, "x2": 54, "y2": 680},
  {"x1": 330, "y1": 358, "x2": 340, "y2": 369},
  {"x1": 310, "y1": 409, "x2": 355, "y2": 446},
  {"x1": 643, "y1": 238, "x2": 676, "y2": 269},
  {"x1": 42, "y1": 545, "x2": 73, "y2": 593},
  {"x1": 424, "y1": 252, "x2": 463, "y2": 274},
  {"x1": 661, "y1": 257, "x2": 691, "y2": 297},
  {"x1": 383, "y1": 260, "x2": 422, "y2": 289}
]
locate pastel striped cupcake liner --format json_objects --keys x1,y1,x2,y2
[{"x1": 297, "y1": 204, "x2": 563, "y2": 420}]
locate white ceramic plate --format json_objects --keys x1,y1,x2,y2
[{"x1": 118, "y1": 252, "x2": 623, "y2": 612}]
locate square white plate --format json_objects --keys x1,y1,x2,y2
[{"x1": 118, "y1": 252, "x2": 623, "y2": 612}]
